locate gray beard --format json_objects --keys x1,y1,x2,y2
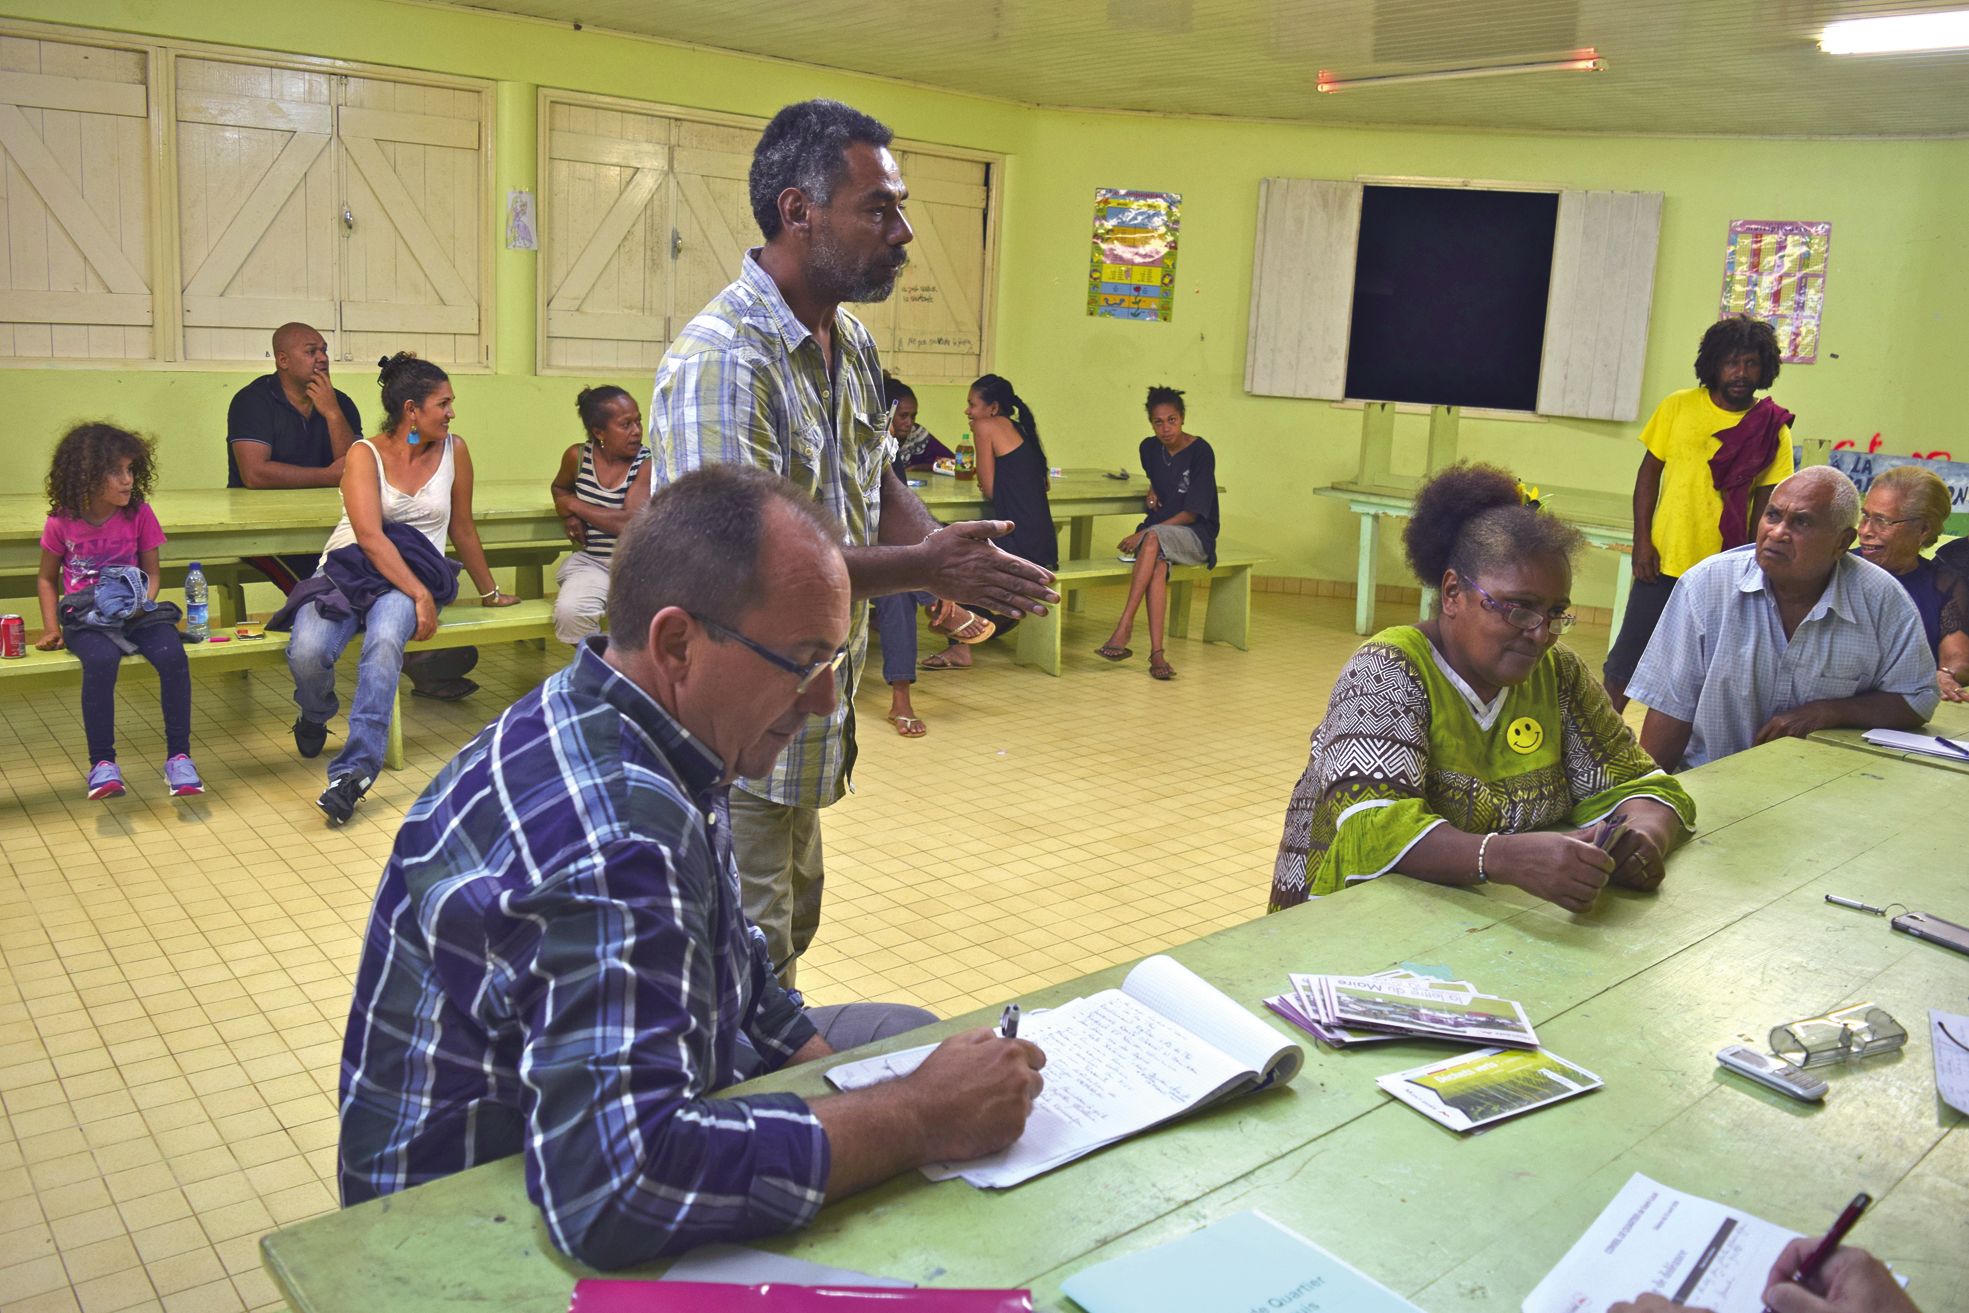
[{"x1": 810, "y1": 235, "x2": 906, "y2": 304}]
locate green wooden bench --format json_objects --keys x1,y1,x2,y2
[
  {"x1": 1012, "y1": 547, "x2": 1264, "y2": 676},
  {"x1": 0, "y1": 599, "x2": 561, "y2": 771},
  {"x1": 1, "y1": 559, "x2": 251, "y2": 627}
]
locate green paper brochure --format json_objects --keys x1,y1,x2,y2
[
  {"x1": 1061, "y1": 1210, "x2": 1421, "y2": 1313},
  {"x1": 1376, "y1": 1047, "x2": 1602, "y2": 1132}
]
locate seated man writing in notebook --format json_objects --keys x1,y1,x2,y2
[
  {"x1": 338, "y1": 466, "x2": 1046, "y2": 1268},
  {"x1": 1628, "y1": 466, "x2": 1938, "y2": 770}
]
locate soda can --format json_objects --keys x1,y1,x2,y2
[{"x1": 0, "y1": 614, "x2": 25, "y2": 659}]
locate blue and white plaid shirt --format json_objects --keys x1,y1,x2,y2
[
  {"x1": 1628, "y1": 545, "x2": 1941, "y2": 769},
  {"x1": 338, "y1": 640, "x2": 826, "y2": 1269},
  {"x1": 648, "y1": 249, "x2": 894, "y2": 810}
]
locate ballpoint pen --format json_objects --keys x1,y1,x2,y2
[
  {"x1": 1932, "y1": 735, "x2": 1969, "y2": 762},
  {"x1": 999, "y1": 1004, "x2": 1020, "y2": 1039},
  {"x1": 1763, "y1": 1193, "x2": 1869, "y2": 1313}
]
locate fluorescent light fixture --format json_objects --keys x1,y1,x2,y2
[
  {"x1": 1820, "y1": 10, "x2": 1969, "y2": 54},
  {"x1": 1317, "y1": 52, "x2": 1606, "y2": 93}
]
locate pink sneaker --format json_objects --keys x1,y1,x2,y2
[
  {"x1": 86, "y1": 761, "x2": 125, "y2": 800},
  {"x1": 163, "y1": 755, "x2": 204, "y2": 796}
]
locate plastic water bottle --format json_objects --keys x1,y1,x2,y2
[{"x1": 184, "y1": 562, "x2": 208, "y2": 641}]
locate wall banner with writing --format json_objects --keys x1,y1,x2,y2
[
  {"x1": 1088, "y1": 188, "x2": 1181, "y2": 322},
  {"x1": 1719, "y1": 219, "x2": 1830, "y2": 364}
]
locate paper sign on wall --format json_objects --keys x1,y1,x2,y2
[
  {"x1": 1719, "y1": 219, "x2": 1830, "y2": 364},
  {"x1": 1088, "y1": 188, "x2": 1180, "y2": 322}
]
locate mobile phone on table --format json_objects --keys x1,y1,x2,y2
[
  {"x1": 1889, "y1": 911, "x2": 1969, "y2": 958},
  {"x1": 1716, "y1": 1045, "x2": 1828, "y2": 1102}
]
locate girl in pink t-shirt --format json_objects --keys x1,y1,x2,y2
[{"x1": 36, "y1": 423, "x2": 202, "y2": 799}]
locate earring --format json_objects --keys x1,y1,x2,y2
[{"x1": 407, "y1": 425, "x2": 420, "y2": 445}]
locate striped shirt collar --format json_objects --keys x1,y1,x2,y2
[{"x1": 1733, "y1": 543, "x2": 1868, "y2": 624}]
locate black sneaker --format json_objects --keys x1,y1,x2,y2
[
  {"x1": 317, "y1": 773, "x2": 372, "y2": 824},
  {"x1": 293, "y1": 718, "x2": 327, "y2": 759}
]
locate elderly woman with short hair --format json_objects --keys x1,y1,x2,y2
[{"x1": 1855, "y1": 464, "x2": 1969, "y2": 703}]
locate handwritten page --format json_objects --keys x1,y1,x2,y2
[
  {"x1": 1120, "y1": 955, "x2": 1304, "y2": 1087},
  {"x1": 1931, "y1": 1009, "x2": 1969, "y2": 1115}
]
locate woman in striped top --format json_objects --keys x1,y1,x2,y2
[{"x1": 550, "y1": 386, "x2": 652, "y2": 643}]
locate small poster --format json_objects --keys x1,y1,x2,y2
[
  {"x1": 505, "y1": 189, "x2": 538, "y2": 251},
  {"x1": 1088, "y1": 188, "x2": 1180, "y2": 322},
  {"x1": 1719, "y1": 219, "x2": 1830, "y2": 364}
]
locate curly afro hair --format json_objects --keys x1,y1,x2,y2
[
  {"x1": 44, "y1": 422, "x2": 157, "y2": 518},
  {"x1": 1403, "y1": 461, "x2": 1585, "y2": 591},
  {"x1": 1695, "y1": 315, "x2": 1780, "y2": 391}
]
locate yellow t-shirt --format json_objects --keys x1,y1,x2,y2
[{"x1": 1641, "y1": 386, "x2": 1794, "y2": 578}]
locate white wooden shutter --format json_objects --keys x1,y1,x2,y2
[
  {"x1": 0, "y1": 32, "x2": 153, "y2": 359},
  {"x1": 338, "y1": 72, "x2": 486, "y2": 366},
  {"x1": 880, "y1": 149, "x2": 987, "y2": 384},
  {"x1": 540, "y1": 96, "x2": 672, "y2": 373},
  {"x1": 669, "y1": 118, "x2": 756, "y2": 335},
  {"x1": 1536, "y1": 189, "x2": 1662, "y2": 421},
  {"x1": 175, "y1": 56, "x2": 336, "y2": 362},
  {"x1": 1244, "y1": 177, "x2": 1363, "y2": 399}
]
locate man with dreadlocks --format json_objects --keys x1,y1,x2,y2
[{"x1": 1603, "y1": 316, "x2": 1795, "y2": 712}]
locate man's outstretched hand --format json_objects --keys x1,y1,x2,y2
[{"x1": 921, "y1": 520, "x2": 1059, "y2": 617}]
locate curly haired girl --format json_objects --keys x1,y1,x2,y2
[{"x1": 36, "y1": 423, "x2": 202, "y2": 799}]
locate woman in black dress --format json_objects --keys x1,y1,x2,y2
[{"x1": 920, "y1": 373, "x2": 1058, "y2": 670}]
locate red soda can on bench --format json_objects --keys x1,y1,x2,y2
[{"x1": 0, "y1": 614, "x2": 24, "y2": 659}]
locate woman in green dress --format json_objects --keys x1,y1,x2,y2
[{"x1": 1270, "y1": 463, "x2": 1695, "y2": 914}]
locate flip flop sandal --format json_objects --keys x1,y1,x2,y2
[
  {"x1": 1149, "y1": 651, "x2": 1175, "y2": 681},
  {"x1": 411, "y1": 677, "x2": 480, "y2": 702},
  {"x1": 919, "y1": 650, "x2": 969, "y2": 671},
  {"x1": 886, "y1": 714, "x2": 928, "y2": 738},
  {"x1": 1096, "y1": 644, "x2": 1132, "y2": 661},
  {"x1": 929, "y1": 606, "x2": 996, "y2": 645}
]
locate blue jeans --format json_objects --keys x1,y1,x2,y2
[
  {"x1": 872, "y1": 591, "x2": 933, "y2": 684},
  {"x1": 286, "y1": 591, "x2": 417, "y2": 782}
]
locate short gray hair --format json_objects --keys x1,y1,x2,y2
[
  {"x1": 606, "y1": 465, "x2": 844, "y2": 651},
  {"x1": 1783, "y1": 465, "x2": 1860, "y2": 531},
  {"x1": 748, "y1": 100, "x2": 893, "y2": 240}
]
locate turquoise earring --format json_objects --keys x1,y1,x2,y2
[{"x1": 407, "y1": 425, "x2": 420, "y2": 445}]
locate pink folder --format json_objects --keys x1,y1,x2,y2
[{"x1": 569, "y1": 1280, "x2": 1033, "y2": 1312}]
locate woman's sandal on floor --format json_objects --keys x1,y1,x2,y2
[
  {"x1": 928, "y1": 603, "x2": 996, "y2": 645},
  {"x1": 1149, "y1": 650, "x2": 1175, "y2": 680},
  {"x1": 886, "y1": 713, "x2": 928, "y2": 737},
  {"x1": 919, "y1": 649, "x2": 970, "y2": 671},
  {"x1": 1095, "y1": 644, "x2": 1132, "y2": 661}
]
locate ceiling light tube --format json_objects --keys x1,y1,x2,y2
[
  {"x1": 1820, "y1": 10, "x2": 1969, "y2": 54},
  {"x1": 1317, "y1": 53, "x2": 1606, "y2": 93}
]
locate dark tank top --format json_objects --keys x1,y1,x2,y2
[{"x1": 986, "y1": 439, "x2": 1059, "y2": 570}]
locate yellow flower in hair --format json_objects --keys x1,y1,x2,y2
[{"x1": 1516, "y1": 481, "x2": 1543, "y2": 508}]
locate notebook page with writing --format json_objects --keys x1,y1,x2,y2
[{"x1": 1119, "y1": 955, "x2": 1305, "y2": 1090}]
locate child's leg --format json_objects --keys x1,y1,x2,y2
[
  {"x1": 130, "y1": 624, "x2": 193, "y2": 758},
  {"x1": 64, "y1": 628, "x2": 125, "y2": 763}
]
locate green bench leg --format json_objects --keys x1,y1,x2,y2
[
  {"x1": 1168, "y1": 578, "x2": 1195, "y2": 639},
  {"x1": 1015, "y1": 603, "x2": 1063, "y2": 675},
  {"x1": 1354, "y1": 512, "x2": 1380, "y2": 636},
  {"x1": 514, "y1": 561, "x2": 546, "y2": 600},
  {"x1": 1203, "y1": 565, "x2": 1251, "y2": 650},
  {"x1": 1067, "y1": 517, "x2": 1093, "y2": 614},
  {"x1": 386, "y1": 681, "x2": 406, "y2": 770}
]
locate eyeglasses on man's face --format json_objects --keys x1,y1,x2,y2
[
  {"x1": 690, "y1": 614, "x2": 847, "y2": 695},
  {"x1": 1463, "y1": 577, "x2": 1578, "y2": 635}
]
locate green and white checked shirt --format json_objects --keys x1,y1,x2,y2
[{"x1": 649, "y1": 250, "x2": 895, "y2": 810}]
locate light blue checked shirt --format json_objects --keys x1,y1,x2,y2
[
  {"x1": 649, "y1": 250, "x2": 894, "y2": 810},
  {"x1": 338, "y1": 640, "x2": 826, "y2": 1269},
  {"x1": 1628, "y1": 545, "x2": 1940, "y2": 769}
]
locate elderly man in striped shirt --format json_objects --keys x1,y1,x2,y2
[
  {"x1": 338, "y1": 466, "x2": 1046, "y2": 1268},
  {"x1": 649, "y1": 99, "x2": 1059, "y2": 989}
]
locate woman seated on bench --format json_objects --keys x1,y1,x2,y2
[
  {"x1": 1268, "y1": 463, "x2": 1695, "y2": 914},
  {"x1": 549, "y1": 385, "x2": 651, "y2": 644},
  {"x1": 921, "y1": 374, "x2": 1058, "y2": 671},
  {"x1": 277, "y1": 353, "x2": 518, "y2": 825},
  {"x1": 1098, "y1": 385, "x2": 1219, "y2": 681}
]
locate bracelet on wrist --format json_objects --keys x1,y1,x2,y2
[{"x1": 1476, "y1": 831, "x2": 1497, "y2": 884}]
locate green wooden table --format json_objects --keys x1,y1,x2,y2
[
  {"x1": 1810, "y1": 697, "x2": 1969, "y2": 774},
  {"x1": 258, "y1": 739, "x2": 1969, "y2": 1312}
]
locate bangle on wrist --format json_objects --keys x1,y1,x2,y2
[{"x1": 1476, "y1": 831, "x2": 1497, "y2": 884}]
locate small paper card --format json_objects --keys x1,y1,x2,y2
[{"x1": 1376, "y1": 1047, "x2": 1601, "y2": 1132}]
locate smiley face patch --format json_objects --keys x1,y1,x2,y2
[{"x1": 1505, "y1": 716, "x2": 1545, "y2": 754}]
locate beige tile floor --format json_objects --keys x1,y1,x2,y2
[{"x1": 0, "y1": 587, "x2": 1620, "y2": 1313}]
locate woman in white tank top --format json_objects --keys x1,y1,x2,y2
[{"x1": 286, "y1": 352, "x2": 517, "y2": 823}]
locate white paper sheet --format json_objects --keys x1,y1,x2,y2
[
  {"x1": 1930, "y1": 1009, "x2": 1969, "y2": 1115},
  {"x1": 1860, "y1": 728, "x2": 1969, "y2": 761},
  {"x1": 1524, "y1": 1174, "x2": 1800, "y2": 1313}
]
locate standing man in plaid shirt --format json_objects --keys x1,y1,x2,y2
[{"x1": 650, "y1": 100, "x2": 1058, "y2": 986}]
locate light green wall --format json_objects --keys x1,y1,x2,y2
[{"x1": 5, "y1": 0, "x2": 1965, "y2": 609}]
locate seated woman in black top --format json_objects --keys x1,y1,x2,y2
[
  {"x1": 921, "y1": 374, "x2": 1058, "y2": 671},
  {"x1": 1098, "y1": 386, "x2": 1219, "y2": 680}
]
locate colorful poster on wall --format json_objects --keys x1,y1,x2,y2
[
  {"x1": 1088, "y1": 188, "x2": 1181, "y2": 322},
  {"x1": 1719, "y1": 219, "x2": 1831, "y2": 364}
]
